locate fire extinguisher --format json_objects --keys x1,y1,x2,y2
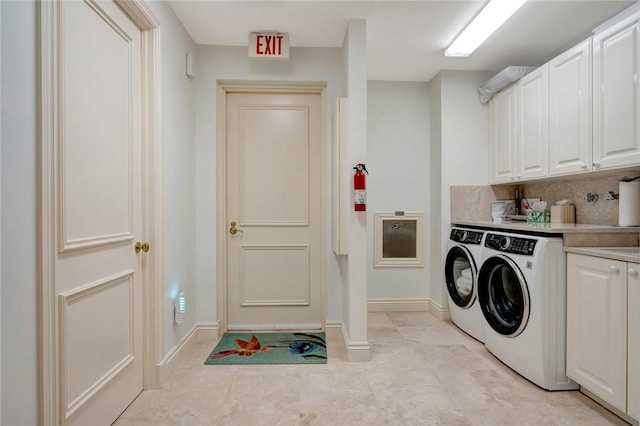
[{"x1": 353, "y1": 163, "x2": 368, "y2": 211}]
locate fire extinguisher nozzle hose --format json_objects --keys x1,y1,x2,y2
[{"x1": 353, "y1": 163, "x2": 368, "y2": 174}]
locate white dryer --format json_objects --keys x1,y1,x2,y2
[
  {"x1": 478, "y1": 231, "x2": 578, "y2": 391},
  {"x1": 444, "y1": 227, "x2": 486, "y2": 343}
]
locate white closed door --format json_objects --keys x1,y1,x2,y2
[
  {"x1": 55, "y1": 1, "x2": 143, "y2": 424},
  {"x1": 226, "y1": 91, "x2": 323, "y2": 330}
]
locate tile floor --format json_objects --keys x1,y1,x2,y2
[{"x1": 114, "y1": 311, "x2": 629, "y2": 425}]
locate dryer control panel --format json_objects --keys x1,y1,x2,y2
[
  {"x1": 485, "y1": 233, "x2": 537, "y2": 255},
  {"x1": 450, "y1": 229, "x2": 484, "y2": 244}
]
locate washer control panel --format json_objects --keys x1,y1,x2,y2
[
  {"x1": 450, "y1": 229, "x2": 484, "y2": 245},
  {"x1": 485, "y1": 233, "x2": 536, "y2": 255}
]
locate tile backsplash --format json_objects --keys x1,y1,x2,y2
[{"x1": 451, "y1": 170, "x2": 640, "y2": 225}]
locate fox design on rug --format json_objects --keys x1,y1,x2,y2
[{"x1": 205, "y1": 332, "x2": 327, "y2": 365}]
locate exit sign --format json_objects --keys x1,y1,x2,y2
[{"x1": 249, "y1": 32, "x2": 290, "y2": 59}]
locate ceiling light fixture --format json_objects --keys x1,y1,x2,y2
[{"x1": 445, "y1": 0, "x2": 528, "y2": 57}]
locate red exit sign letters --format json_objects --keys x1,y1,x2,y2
[{"x1": 249, "y1": 32, "x2": 290, "y2": 59}]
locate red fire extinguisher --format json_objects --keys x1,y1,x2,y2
[{"x1": 353, "y1": 163, "x2": 368, "y2": 211}]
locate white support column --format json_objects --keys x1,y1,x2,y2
[{"x1": 343, "y1": 19, "x2": 370, "y2": 361}]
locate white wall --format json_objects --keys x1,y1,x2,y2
[
  {"x1": 367, "y1": 81, "x2": 430, "y2": 300},
  {"x1": 430, "y1": 70, "x2": 493, "y2": 307},
  {"x1": 147, "y1": 1, "x2": 199, "y2": 357},
  {"x1": 1, "y1": 1, "x2": 38, "y2": 424},
  {"x1": 193, "y1": 45, "x2": 347, "y2": 325}
]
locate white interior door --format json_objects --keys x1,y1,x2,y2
[
  {"x1": 226, "y1": 90, "x2": 323, "y2": 330},
  {"x1": 55, "y1": 1, "x2": 143, "y2": 424}
]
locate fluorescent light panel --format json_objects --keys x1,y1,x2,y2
[{"x1": 446, "y1": 0, "x2": 528, "y2": 57}]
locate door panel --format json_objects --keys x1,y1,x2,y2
[
  {"x1": 55, "y1": 1, "x2": 143, "y2": 424},
  {"x1": 241, "y1": 106, "x2": 310, "y2": 225},
  {"x1": 240, "y1": 245, "x2": 310, "y2": 305},
  {"x1": 61, "y1": 0, "x2": 135, "y2": 250},
  {"x1": 60, "y1": 272, "x2": 135, "y2": 418},
  {"x1": 226, "y1": 91, "x2": 323, "y2": 329}
]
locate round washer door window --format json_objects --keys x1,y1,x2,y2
[
  {"x1": 444, "y1": 246, "x2": 477, "y2": 309},
  {"x1": 478, "y1": 255, "x2": 530, "y2": 337}
]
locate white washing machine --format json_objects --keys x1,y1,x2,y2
[
  {"x1": 478, "y1": 231, "x2": 578, "y2": 391},
  {"x1": 444, "y1": 227, "x2": 486, "y2": 343}
]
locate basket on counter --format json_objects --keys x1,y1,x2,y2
[{"x1": 526, "y1": 210, "x2": 550, "y2": 223}]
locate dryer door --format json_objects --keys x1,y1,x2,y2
[
  {"x1": 445, "y1": 245, "x2": 478, "y2": 309},
  {"x1": 478, "y1": 254, "x2": 530, "y2": 337}
]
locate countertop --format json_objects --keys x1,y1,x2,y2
[
  {"x1": 564, "y1": 246, "x2": 640, "y2": 263},
  {"x1": 451, "y1": 220, "x2": 640, "y2": 234}
]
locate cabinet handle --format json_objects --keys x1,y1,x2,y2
[
  {"x1": 629, "y1": 269, "x2": 639, "y2": 278},
  {"x1": 593, "y1": 161, "x2": 601, "y2": 168},
  {"x1": 580, "y1": 163, "x2": 588, "y2": 170},
  {"x1": 609, "y1": 265, "x2": 620, "y2": 274},
  {"x1": 515, "y1": 174, "x2": 521, "y2": 179}
]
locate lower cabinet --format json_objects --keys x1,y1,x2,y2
[
  {"x1": 628, "y1": 262, "x2": 639, "y2": 422},
  {"x1": 567, "y1": 253, "x2": 639, "y2": 421}
]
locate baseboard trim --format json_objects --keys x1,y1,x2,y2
[
  {"x1": 157, "y1": 321, "x2": 221, "y2": 385},
  {"x1": 325, "y1": 321, "x2": 343, "y2": 340},
  {"x1": 341, "y1": 323, "x2": 371, "y2": 362},
  {"x1": 193, "y1": 321, "x2": 222, "y2": 341},
  {"x1": 427, "y1": 300, "x2": 450, "y2": 321},
  {"x1": 367, "y1": 298, "x2": 429, "y2": 312},
  {"x1": 367, "y1": 298, "x2": 450, "y2": 320},
  {"x1": 325, "y1": 321, "x2": 371, "y2": 361}
]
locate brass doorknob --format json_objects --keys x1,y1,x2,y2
[
  {"x1": 229, "y1": 221, "x2": 243, "y2": 235},
  {"x1": 135, "y1": 241, "x2": 150, "y2": 253}
]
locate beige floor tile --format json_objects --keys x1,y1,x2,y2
[{"x1": 115, "y1": 312, "x2": 633, "y2": 426}]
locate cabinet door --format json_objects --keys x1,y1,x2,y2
[
  {"x1": 489, "y1": 84, "x2": 518, "y2": 184},
  {"x1": 549, "y1": 39, "x2": 592, "y2": 176},
  {"x1": 567, "y1": 253, "x2": 627, "y2": 412},
  {"x1": 593, "y1": 10, "x2": 640, "y2": 170},
  {"x1": 629, "y1": 262, "x2": 640, "y2": 421},
  {"x1": 517, "y1": 65, "x2": 549, "y2": 180}
]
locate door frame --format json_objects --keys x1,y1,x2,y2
[
  {"x1": 216, "y1": 82, "x2": 327, "y2": 332},
  {"x1": 38, "y1": 1, "x2": 162, "y2": 424}
]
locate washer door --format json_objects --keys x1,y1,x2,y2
[
  {"x1": 445, "y1": 245, "x2": 478, "y2": 309},
  {"x1": 478, "y1": 255, "x2": 530, "y2": 337}
]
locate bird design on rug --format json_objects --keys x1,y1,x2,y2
[{"x1": 209, "y1": 334, "x2": 273, "y2": 359}]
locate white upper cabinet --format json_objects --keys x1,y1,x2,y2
[
  {"x1": 593, "y1": 7, "x2": 640, "y2": 170},
  {"x1": 549, "y1": 39, "x2": 592, "y2": 176},
  {"x1": 488, "y1": 3, "x2": 640, "y2": 184},
  {"x1": 518, "y1": 64, "x2": 549, "y2": 180},
  {"x1": 489, "y1": 84, "x2": 518, "y2": 184}
]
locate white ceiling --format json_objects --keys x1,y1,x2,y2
[{"x1": 167, "y1": 0, "x2": 636, "y2": 82}]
